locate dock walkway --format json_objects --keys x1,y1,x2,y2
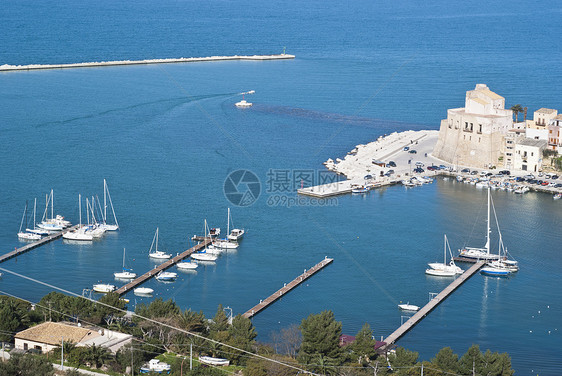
[
  {"x1": 114, "y1": 239, "x2": 211, "y2": 295},
  {"x1": 0, "y1": 225, "x2": 80, "y2": 264},
  {"x1": 380, "y1": 261, "x2": 485, "y2": 351},
  {"x1": 243, "y1": 257, "x2": 333, "y2": 318}
]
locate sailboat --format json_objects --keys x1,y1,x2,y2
[
  {"x1": 191, "y1": 220, "x2": 219, "y2": 261},
  {"x1": 114, "y1": 248, "x2": 136, "y2": 279},
  {"x1": 100, "y1": 179, "x2": 119, "y2": 231},
  {"x1": 226, "y1": 208, "x2": 245, "y2": 241},
  {"x1": 17, "y1": 201, "x2": 42, "y2": 240},
  {"x1": 177, "y1": 260, "x2": 198, "y2": 270},
  {"x1": 37, "y1": 190, "x2": 71, "y2": 231},
  {"x1": 148, "y1": 227, "x2": 172, "y2": 259},
  {"x1": 213, "y1": 210, "x2": 240, "y2": 249},
  {"x1": 63, "y1": 194, "x2": 94, "y2": 241},
  {"x1": 155, "y1": 270, "x2": 178, "y2": 281},
  {"x1": 426, "y1": 234, "x2": 462, "y2": 276},
  {"x1": 26, "y1": 198, "x2": 49, "y2": 236},
  {"x1": 84, "y1": 197, "x2": 106, "y2": 238},
  {"x1": 458, "y1": 188, "x2": 501, "y2": 261}
]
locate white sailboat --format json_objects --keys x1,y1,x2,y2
[
  {"x1": 226, "y1": 208, "x2": 245, "y2": 241},
  {"x1": 17, "y1": 201, "x2": 42, "y2": 240},
  {"x1": 213, "y1": 210, "x2": 240, "y2": 249},
  {"x1": 458, "y1": 188, "x2": 501, "y2": 261},
  {"x1": 398, "y1": 302, "x2": 420, "y2": 311},
  {"x1": 37, "y1": 190, "x2": 71, "y2": 230},
  {"x1": 155, "y1": 271, "x2": 178, "y2": 281},
  {"x1": 148, "y1": 227, "x2": 172, "y2": 259},
  {"x1": 100, "y1": 179, "x2": 119, "y2": 231},
  {"x1": 26, "y1": 198, "x2": 49, "y2": 236},
  {"x1": 177, "y1": 260, "x2": 198, "y2": 270},
  {"x1": 63, "y1": 194, "x2": 93, "y2": 241},
  {"x1": 191, "y1": 220, "x2": 219, "y2": 261},
  {"x1": 84, "y1": 197, "x2": 106, "y2": 238},
  {"x1": 426, "y1": 234, "x2": 463, "y2": 276},
  {"x1": 134, "y1": 287, "x2": 154, "y2": 295},
  {"x1": 114, "y1": 248, "x2": 136, "y2": 279}
]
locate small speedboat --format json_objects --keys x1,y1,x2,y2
[
  {"x1": 227, "y1": 228, "x2": 245, "y2": 241},
  {"x1": 149, "y1": 250, "x2": 172, "y2": 259},
  {"x1": 134, "y1": 287, "x2": 154, "y2": 295},
  {"x1": 17, "y1": 232, "x2": 42, "y2": 241},
  {"x1": 398, "y1": 303, "x2": 420, "y2": 311},
  {"x1": 199, "y1": 356, "x2": 230, "y2": 367},
  {"x1": 177, "y1": 261, "x2": 198, "y2": 270},
  {"x1": 155, "y1": 271, "x2": 177, "y2": 281},
  {"x1": 351, "y1": 185, "x2": 369, "y2": 194},
  {"x1": 554, "y1": 193, "x2": 562, "y2": 200},
  {"x1": 212, "y1": 239, "x2": 239, "y2": 249},
  {"x1": 480, "y1": 265, "x2": 511, "y2": 277},
  {"x1": 191, "y1": 252, "x2": 218, "y2": 262},
  {"x1": 425, "y1": 268, "x2": 456, "y2": 277},
  {"x1": 140, "y1": 359, "x2": 171, "y2": 374},
  {"x1": 114, "y1": 270, "x2": 137, "y2": 279},
  {"x1": 93, "y1": 283, "x2": 116, "y2": 293}
]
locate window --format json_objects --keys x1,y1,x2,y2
[
  {"x1": 35, "y1": 345, "x2": 42, "y2": 351},
  {"x1": 478, "y1": 124, "x2": 482, "y2": 133},
  {"x1": 470, "y1": 123, "x2": 474, "y2": 131},
  {"x1": 507, "y1": 153, "x2": 512, "y2": 156},
  {"x1": 24, "y1": 343, "x2": 28, "y2": 350},
  {"x1": 531, "y1": 152, "x2": 534, "y2": 156}
]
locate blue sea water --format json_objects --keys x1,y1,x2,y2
[{"x1": 1, "y1": 0, "x2": 562, "y2": 374}]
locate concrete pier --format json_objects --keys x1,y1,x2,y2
[{"x1": 0, "y1": 54, "x2": 295, "y2": 72}]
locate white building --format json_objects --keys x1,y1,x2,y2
[
  {"x1": 513, "y1": 138, "x2": 547, "y2": 172},
  {"x1": 433, "y1": 84, "x2": 513, "y2": 168},
  {"x1": 503, "y1": 129, "x2": 526, "y2": 169},
  {"x1": 14, "y1": 321, "x2": 132, "y2": 354}
]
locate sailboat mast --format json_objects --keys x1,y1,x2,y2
[
  {"x1": 104, "y1": 179, "x2": 107, "y2": 223},
  {"x1": 227, "y1": 208, "x2": 230, "y2": 236},
  {"x1": 443, "y1": 234, "x2": 447, "y2": 264},
  {"x1": 33, "y1": 198, "x2": 37, "y2": 230},
  {"x1": 79, "y1": 194, "x2": 82, "y2": 227},
  {"x1": 156, "y1": 227, "x2": 159, "y2": 252},
  {"x1": 51, "y1": 189, "x2": 54, "y2": 220},
  {"x1": 485, "y1": 188, "x2": 491, "y2": 255},
  {"x1": 19, "y1": 203, "x2": 26, "y2": 233}
]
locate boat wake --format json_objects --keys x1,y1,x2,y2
[{"x1": 33, "y1": 93, "x2": 237, "y2": 128}]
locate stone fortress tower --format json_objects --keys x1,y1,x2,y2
[{"x1": 433, "y1": 84, "x2": 513, "y2": 168}]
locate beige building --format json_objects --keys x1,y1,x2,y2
[
  {"x1": 14, "y1": 321, "x2": 132, "y2": 354},
  {"x1": 513, "y1": 138, "x2": 547, "y2": 172},
  {"x1": 433, "y1": 84, "x2": 513, "y2": 168},
  {"x1": 548, "y1": 114, "x2": 562, "y2": 153},
  {"x1": 503, "y1": 129, "x2": 526, "y2": 169}
]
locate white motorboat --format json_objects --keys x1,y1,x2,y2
[
  {"x1": 140, "y1": 359, "x2": 171, "y2": 374},
  {"x1": 426, "y1": 234, "x2": 463, "y2": 276},
  {"x1": 212, "y1": 239, "x2": 239, "y2": 249},
  {"x1": 155, "y1": 271, "x2": 177, "y2": 281},
  {"x1": 114, "y1": 248, "x2": 137, "y2": 279},
  {"x1": 235, "y1": 93, "x2": 253, "y2": 108},
  {"x1": 199, "y1": 356, "x2": 230, "y2": 367},
  {"x1": 148, "y1": 228, "x2": 172, "y2": 259},
  {"x1": 398, "y1": 303, "x2": 420, "y2": 311},
  {"x1": 177, "y1": 261, "x2": 198, "y2": 270},
  {"x1": 208, "y1": 227, "x2": 221, "y2": 237},
  {"x1": 134, "y1": 287, "x2": 154, "y2": 295},
  {"x1": 93, "y1": 283, "x2": 116, "y2": 293},
  {"x1": 204, "y1": 244, "x2": 224, "y2": 255},
  {"x1": 226, "y1": 208, "x2": 244, "y2": 241},
  {"x1": 480, "y1": 265, "x2": 511, "y2": 277},
  {"x1": 191, "y1": 251, "x2": 218, "y2": 262},
  {"x1": 458, "y1": 188, "x2": 501, "y2": 261}
]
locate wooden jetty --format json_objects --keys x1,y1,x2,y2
[
  {"x1": 242, "y1": 257, "x2": 334, "y2": 319},
  {"x1": 114, "y1": 238, "x2": 211, "y2": 295},
  {"x1": 0, "y1": 225, "x2": 80, "y2": 264},
  {"x1": 380, "y1": 260, "x2": 485, "y2": 351}
]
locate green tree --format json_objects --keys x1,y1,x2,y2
[
  {"x1": 430, "y1": 346, "x2": 458, "y2": 374},
  {"x1": 210, "y1": 304, "x2": 230, "y2": 333},
  {"x1": 0, "y1": 296, "x2": 31, "y2": 342},
  {"x1": 388, "y1": 347, "x2": 418, "y2": 375},
  {"x1": 0, "y1": 353, "x2": 55, "y2": 376},
  {"x1": 481, "y1": 350, "x2": 515, "y2": 376},
  {"x1": 458, "y1": 344, "x2": 484, "y2": 375},
  {"x1": 97, "y1": 292, "x2": 126, "y2": 325},
  {"x1": 116, "y1": 343, "x2": 146, "y2": 374},
  {"x1": 351, "y1": 323, "x2": 377, "y2": 365},
  {"x1": 298, "y1": 310, "x2": 343, "y2": 365},
  {"x1": 84, "y1": 344, "x2": 112, "y2": 369},
  {"x1": 510, "y1": 104, "x2": 523, "y2": 123},
  {"x1": 227, "y1": 314, "x2": 258, "y2": 365}
]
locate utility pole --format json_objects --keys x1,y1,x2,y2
[
  {"x1": 190, "y1": 342, "x2": 193, "y2": 370},
  {"x1": 131, "y1": 343, "x2": 134, "y2": 376},
  {"x1": 61, "y1": 336, "x2": 64, "y2": 370}
]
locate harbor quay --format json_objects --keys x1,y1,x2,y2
[
  {"x1": 299, "y1": 132, "x2": 562, "y2": 198},
  {"x1": 0, "y1": 53, "x2": 295, "y2": 72}
]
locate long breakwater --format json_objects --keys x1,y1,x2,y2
[{"x1": 0, "y1": 54, "x2": 295, "y2": 72}]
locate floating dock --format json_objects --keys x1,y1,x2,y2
[
  {"x1": 0, "y1": 54, "x2": 295, "y2": 72},
  {"x1": 379, "y1": 260, "x2": 486, "y2": 351},
  {"x1": 114, "y1": 238, "x2": 211, "y2": 296},
  {"x1": 297, "y1": 178, "x2": 398, "y2": 198},
  {"x1": 0, "y1": 225, "x2": 80, "y2": 264},
  {"x1": 242, "y1": 257, "x2": 333, "y2": 318}
]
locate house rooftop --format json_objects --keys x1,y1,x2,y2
[
  {"x1": 535, "y1": 108, "x2": 557, "y2": 114},
  {"x1": 15, "y1": 322, "x2": 100, "y2": 346},
  {"x1": 518, "y1": 138, "x2": 548, "y2": 148}
]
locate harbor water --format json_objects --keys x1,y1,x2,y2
[{"x1": 1, "y1": 0, "x2": 562, "y2": 374}]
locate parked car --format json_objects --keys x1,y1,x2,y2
[
  {"x1": 524, "y1": 174, "x2": 535, "y2": 179},
  {"x1": 549, "y1": 182, "x2": 557, "y2": 187},
  {"x1": 551, "y1": 174, "x2": 559, "y2": 180},
  {"x1": 427, "y1": 166, "x2": 437, "y2": 171},
  {"x1": 408, "y1": 149, "x2": 417, "y2": 154},
  {"x1": 387, "y1": 161, "x2": 397, "y2": 167},
  {"x1": 439, "y1": 165, "x2": 446, "y2": 170},
  {"x1": 555, "y1": 183, "x2": 562, "y2": 188},
  {"x1": 480, "y1": 171, "x2": 489, "y2": 176},
  {"x1": 470, "y1": 170, "x2": 478, "y2": 175},
  {"x1": 415, "y1": 162, "x2": 424, "y2": 167},
  {"x1": 499, "y1": 170, "x2": 511, "y2": 175},
  {"x1": 461, "y1": 168, "x2": 470, "y2": 173},
  {"x1": 541, "y1": 181, "x2": 550, "y2": 186},
  {"x1": 414, "y1": 167, "x2": 424, "y2": 173},
  {"x1": 515, "y1": 177, "x2": 524, "y2": 182},
  {"x1": 403, "y1": 146, "x2": 410, "y2": 151}
]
